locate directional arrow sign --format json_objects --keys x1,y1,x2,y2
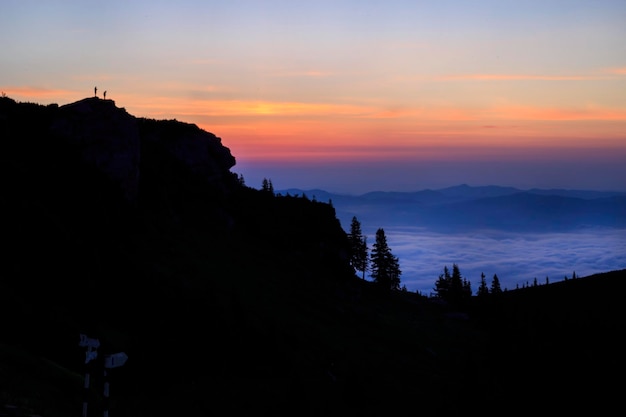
[{"x1": 104, "y1": 352, "x2": 128, "y2": 369}]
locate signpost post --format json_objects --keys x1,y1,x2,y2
[
  {"x1": 79, "y1": 334, "x2": 128, "y2": 417},
  {"x1": 103, "y1": 352, "x2": 128, "y2": 417},
  {"x1": 79, "y1": 334, "x2": 100, "y2": 417}
]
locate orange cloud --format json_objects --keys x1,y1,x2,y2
[
  {"x1": 0, "y1": 86, "x2": 79, "y2": 101},
  {"x1": 124, "y1": 96, "x2": 374, "y2": 118},
  {"x1": 183, "y1": 99, "x2": 626, "y2": 162},
  {"x1": 4, "y1": 86, "x2": 622, "y2": 165},
  {"x1": 107, "y1": 95, "x2": 626, "y2": 134}
]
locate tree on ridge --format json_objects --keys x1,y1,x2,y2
[
  {"x1": 491, "y1": 273, "x2": 502, "y2": 295},
  {"x1": 477, "y1": 272, "x2": 489, "y2": 297},
  {"x1": 348, "y1": 216, "x2": 368, "y2": 280},
  {"x1": 370, "y1": 228, "x2": 401, "y2": 290},
  {"x1": 433, "y1": 263, "x2": 471, "y2": 306},
  {"x1": 261, "y1": 178, "x2": 274, "y2": 194}
]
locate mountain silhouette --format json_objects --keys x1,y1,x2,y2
[
  {"x1": 280, "y1": 185, "x2": 626, "y2": 233},
  {"x1": 1, "y1": 95, "x2": 624, "y2": 416}
]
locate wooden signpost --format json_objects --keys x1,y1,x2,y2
[
  {"x1": 103, "y1": 352, "x2": 128, "y2": 417},
  {"x1": 79, "y1": 334, "x2": 100, "y2": 417},
  {"x1": 79, "y1": 334, "x2": 128, "y2": 417}
]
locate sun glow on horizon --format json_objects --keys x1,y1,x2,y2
[{"x1": 4, "y1": 87, "x2": 624, "y2": 165}]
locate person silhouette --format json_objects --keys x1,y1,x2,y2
[
  {"x1": 103, "y1": 90, "x2": 107, "y2": 100},
  {"x1": 94, "y1": 86, "x2": 97, "y2": 97}
]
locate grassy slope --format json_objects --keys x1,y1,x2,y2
[{"x1": 3, "y1": 269, "x2": 625, "y2": 416}]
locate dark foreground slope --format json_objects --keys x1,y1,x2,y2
[
  {"x1": 1, "y1": 96, "x2": 624, "y2": 416},
  {"x1": 470, "y1": 269, "x2": 626, "y2": 414}
]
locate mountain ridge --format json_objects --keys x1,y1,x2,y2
[
  {"x1": 278, "y1": 185, "x2": 626, "y2": 232},
  {"x1": 279, "y1": 183, "x2": 626, "y2": 201}
]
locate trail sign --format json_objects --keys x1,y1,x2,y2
[
  {"x1": 79, "y1": 334, "x2": 100, "y2": 364},
  {"x1": 104, "y1": 352, "x2": 128, "y2": 369},
  {"x1": 85, "y1": 349, "x2": 98, "y2": 364},
  {"x1": 79, "y1": 334, "x2": 100, "y2": 348}
]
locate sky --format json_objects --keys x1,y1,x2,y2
[{"x1": 2, "y1": 0, "x2": 626, "y2": 194}]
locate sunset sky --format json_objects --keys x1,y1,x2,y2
[{"x1": 2, "y1": 0, "x2": 626, "y2": 193}]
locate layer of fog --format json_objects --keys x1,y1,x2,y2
[{"x1": 360, "y1": 227, "x2": 626, "y2": 296}]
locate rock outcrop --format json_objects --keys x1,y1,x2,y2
[
  {"x1": 47, "y1": 97, "x2": 236, "y2": 204},
  {"x1": 49, "y1": 98, "x2": 141, "y2": 202}
]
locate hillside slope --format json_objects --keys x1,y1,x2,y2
[{"x1": 1, "y1": 96, "x2": 623, "y2": 416}]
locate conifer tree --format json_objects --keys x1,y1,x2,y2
[
  {"x1": 434, "y1": 264, "x2": 471, "y2": 306},
  {"x1": 388, "y1": 254, "x2": 401, "y2": 291},
  {"x1": 370, "y1": 228, "x2": 401, "y2": 290},
  {"x1": 348, "y1": 216, "x2": 368, "y2": 279},
  {"x1": 434, "y1": 265, "x2": 451, "y2": 299},
  {"x1": 261, "y1": 178, "x2": 274, "y2": 194},
  {"x1": 462, "y1": 278, "x2": 472, "y2": 298},
  {"x1": 450, "y1": 263, "x2": 465, "y2": 305},
  {"x1": 477, "y1": 272, "x2": 489, "y2": 297},
  {"x1": 490, "y1": 273, "x2": 502, "y2": 294}
]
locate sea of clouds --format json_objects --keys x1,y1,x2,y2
[{"x1": 361, "y1": 226, "x2": 626, "y2": 296}]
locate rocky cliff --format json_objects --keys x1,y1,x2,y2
[
  {"x1": 44, "y1": 97, "x2": 236, "y2": 204},
  {"x1": 0, "y1": 95, "x2": 353, "y2": 364}
]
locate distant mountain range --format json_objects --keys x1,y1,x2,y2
[{"x1": 277, "y1": 184, "x2": 626, "y2": 232}]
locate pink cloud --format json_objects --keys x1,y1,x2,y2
[
  {"x1": 487, "y1": 105, "x2": 626, "y2": 121},
  {"x1": 437, "y1": 74, "x2": 600, "y2": 81},
  {"x1": 606, "y1": 67, "x2": 626, "y2": 75}
]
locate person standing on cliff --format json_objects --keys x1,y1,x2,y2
[
  {"x1": 103, "y1": 90, "x2": 107, "y2": 100},
  {"x1": 94, "y1": 86, "x2": 97, "y2": 97}
]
